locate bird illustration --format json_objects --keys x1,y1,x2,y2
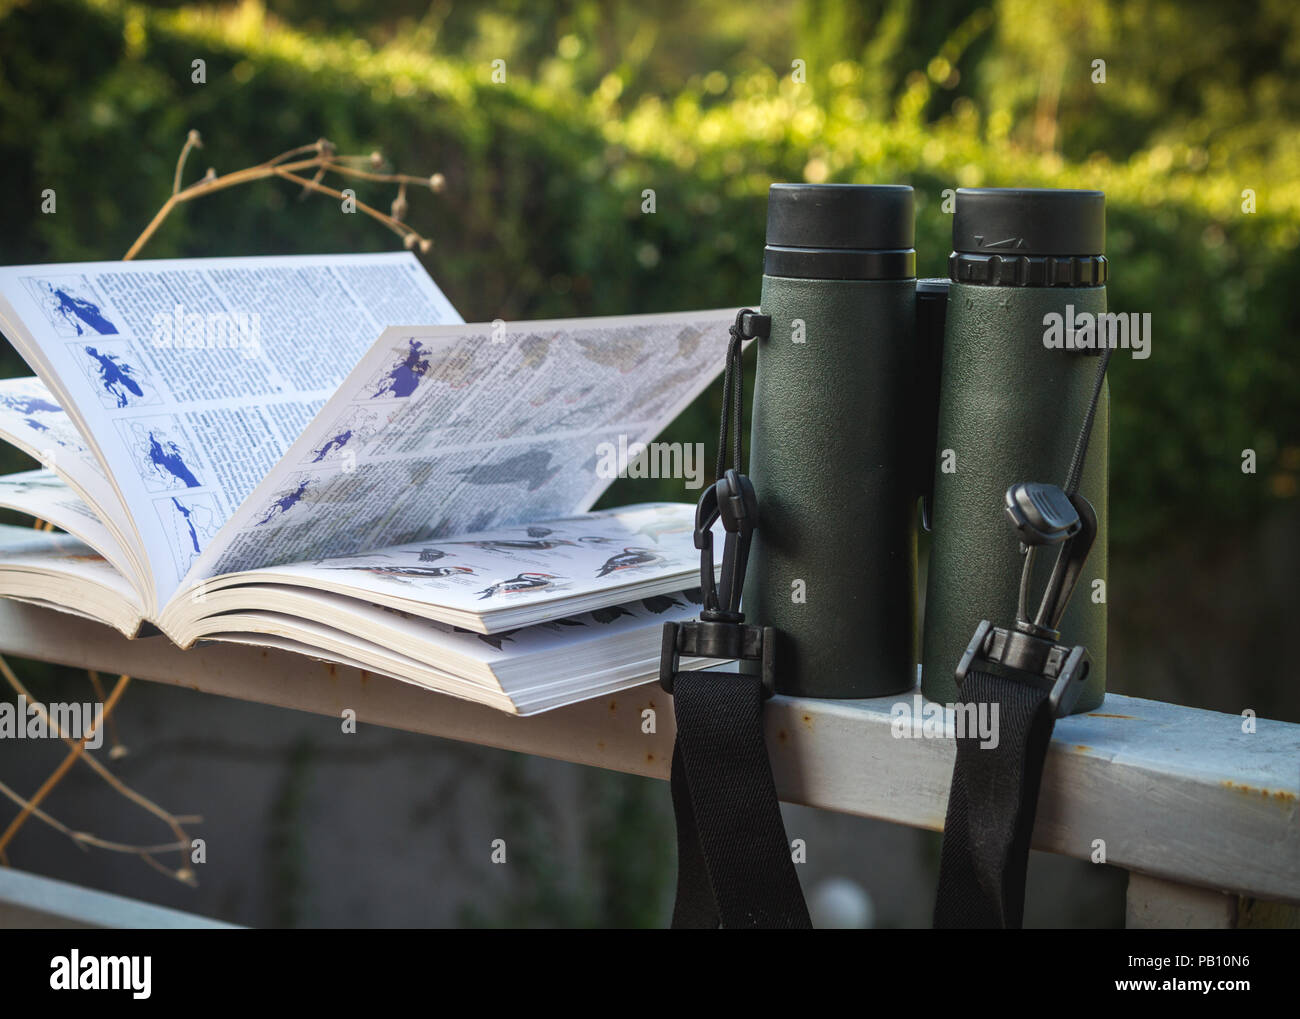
[
  {"x1": 641, "y1": 594, "x2": 685, "y2": 614},
  {"x1": 526, "y1": 526, "x2": 554, "y2": 538},
  {"x1": 417, "y1": 547, "x2": 448, "y2": 562},
  {"x1": 596, "y1": 547, "x2": 666, "y2": 578},
  {"x1": 449, "y1": 538, "x2": 577, "y2": 552},
  {"x1": 675, "y1": 326, "x2": 704, "y2": 360},
  {"x1": 478, "y1": 631, "x2": 517, "y2": 650},
  {"x1": 477, "y1": 572, "x2": 559, "y2": 599},
  {"x1": 338, "y1": 565, "x2": 474, "y2": 580},
  {"x1": 455, "y1": 626, "x2": 518, "y2": 651},
  {"x1": 591, "y1": 605, "x2": 634, "y2": 624}
]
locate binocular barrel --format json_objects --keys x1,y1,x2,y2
[
  {"x1": 740, "y1": 183, "x2": 1108, "y2": 714},
  {"x1": 743, "y1": 184, "x2": 921, "y2": 698},
  {"x1": 921, "y1": 187, "x2": 1109, "y2": 713}
]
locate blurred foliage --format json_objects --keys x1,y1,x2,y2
[{"x1": 0, "y1": 0, "x2": 1295, "y2": 552}]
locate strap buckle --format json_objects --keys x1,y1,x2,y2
[
  {"x1": 661, "y1": 466, "x2": 774, "y2": 697},
  {"x1": 954, "y1": 482, "x2": 1097, "y2": 718},
  {"x1": 659, "y1": 620, "x2": 776, "y2": 699},
  {"x1": 955, "y1": 619, "x2": 1090, "y2": 718}
]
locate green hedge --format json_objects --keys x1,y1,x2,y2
[{"x1": 0, "y1": 0, "x2": 1296, "y2": 546}]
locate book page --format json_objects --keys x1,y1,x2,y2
[
  {"x1": 182, "y1": 502, "x2": 709, "y2": 633},
  {"x1": 202, "y1": 585, "x2": 704, "y2": 670},
  {"x1": 0, "y1": 376, "x2": 129, "y2": 534},
  {"x1": 0, "y1": 523, "x2": 144, "y2": 634},
  {"x1": 0, "y1": 469, "x2": 137, "y2": 589},
  {"x1": 189, "y1": 309, "x2": 734, "y2": 586},
  {"x1": 0, "y1": 253, "x2": 461, "y2": 608},
  {"x1": 191, "y1": 593, "x2": 707, "y2": 714}
]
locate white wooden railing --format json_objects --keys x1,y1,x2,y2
[
  {"x1": 0, "y1": 600, "x2": 1295, "y2": 928},
  {"x1": 0, "y1": 866, "x2": 237, "y2": 929}
]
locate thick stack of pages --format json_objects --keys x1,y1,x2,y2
[{"x1": 0, "y1": 253, "x2": 733, "y2": 713}]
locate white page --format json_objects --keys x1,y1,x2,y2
[
  {"x1": 0, "y1": 253, "x2": 461, "y2": 608},
  {"x1": 183, "y1": 502, "x2": 710, "y2": 633},
  {"x1": 0, "y1": 523, "x2": 143, "y2": 620},
  {"x1": 189, "y1": 309, "x2": 734, "y2": 587},
  {"x1": 196, "y1": 585, "x2": 704, "y2": 668},
  {"x1": 0, "y1": 469, "x2": 137, "y2": 589},
  {"x1": 0, "y1": 376, "x2": 127, "y2": 527}
]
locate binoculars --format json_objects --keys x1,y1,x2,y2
[{"x1": 740, "y1": 183, "x2": 1109, "y2": 715}]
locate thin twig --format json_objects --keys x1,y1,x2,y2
[
  {"x1": 0, "y1": 777, "x2": 187, "y2": 855},
  {"x1": 173, "y1": 130, "x2": 203, "y2": 195},
  {"x1": 126, "y1": 134, "x2": 444, "y2": 260},
  {"x1": 272, "y1": 167, "x2": 429, "y2": 250},
  {"x1": 0, "y1": 659, "x2": 197, "y2": 847},
  {"x1": 0, "y1": 674, "x2": 130, "y2": 855},
  {"x1": 87, "y1": 670, "x2": 127, "y2": 759}
]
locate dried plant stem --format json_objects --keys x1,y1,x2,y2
[
  {"x1": 126, "y1": 136, "x2": 444, "y2": 260},
  {"x1": 0, "y1": 673, "x2": 130, "y2": 856},
  {"x1": 173, "y1": 131, "x2": 202, "y2": 194},
  {"x1": 0, "y1": 669, "x2": 195, "y2": 880},
  {"x1": 87, "y1": 669, "x2": 126, "y2": 758},
  {"x1": 0, "y1": 776, "x2": 188, "y2": 855},
  {"x1": 0, "y1": 659, "x2": 196, "y2": 850},
  {"x1": 272, "y1": 168, "x2": 408, "y2": 235}
]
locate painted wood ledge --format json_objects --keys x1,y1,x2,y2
[{"x1": 1, "y1": 601, "x2": 1296, "y2": 905}]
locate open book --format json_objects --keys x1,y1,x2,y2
[{"x1": 0, "y1": 253, "x2": 733, "y2": 713}]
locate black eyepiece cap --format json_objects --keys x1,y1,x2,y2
[
  {"x1": 950, "y1": 188, "x2": 1106, "y2": 287},
  {"x1": 764, "y1": 183, "x2": 916, "y2": 280},
  {"x1": 953, "y1": 188, "x2": 1104, "y2": 257}
]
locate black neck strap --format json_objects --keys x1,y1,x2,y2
[
  {"x1": 669, "y1": 669, "x2": 811, "y2": 928},
  {"x1": 933, "y1": 669, "x2": 1057, "y2": 927}
]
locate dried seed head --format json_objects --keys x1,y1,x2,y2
[
  {"x1": 316, "y1": 137, "x2": 335, "y2": 157},
  {"x1": 370, "y1": 150, "x2": 383, "y2": 169},
  {"x1": 429, "y1": 173, "x2": 445, "y2": 192},
  {"x1": 203, "y1": 167, "x2": 217, "y2": 182},
  {"x1": 187, "y1": 129, "x2": 203, "y2": 147},
  {"x1": 390, "y1": 193, "x2": 408, "y2": 222},
  {"x1": 419, "y1": 238, "x2": 432, "y2": 253},
  {"x1": 403, "y1": 233, "x2": 418, "y2": 250}
]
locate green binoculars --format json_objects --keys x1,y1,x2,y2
[{"x1": 741, "y1": 183, "x2": 1108, "y2": 715}]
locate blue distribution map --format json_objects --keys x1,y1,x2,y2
[
  {"x1": 145, "y1": 431, "x2": 200, "y2": 488},
  {"x1": 310, "y1": 428, "x2": 354, "y2": 463},
  {"x1": 257, "y1": 479, "x2": 310, "y2": 525},
  {"x1": 83, "y1": 346, "x2": 146, "y2": 408},
  {"x1": 0, "y1": 392, "x2": 63, "y2": 434},
  {"x1": 170, "y1": 496, "x2": 202, "y2": 553},
  {"x1": 155, "y1": 493, "x2": 219, "y2": 578},
  {"x1": 369, "y1": 339, "x2": 429, "y2": 398},
  {"x1": 37, "y1": 280, "x2": 118, "y2": 336}
]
